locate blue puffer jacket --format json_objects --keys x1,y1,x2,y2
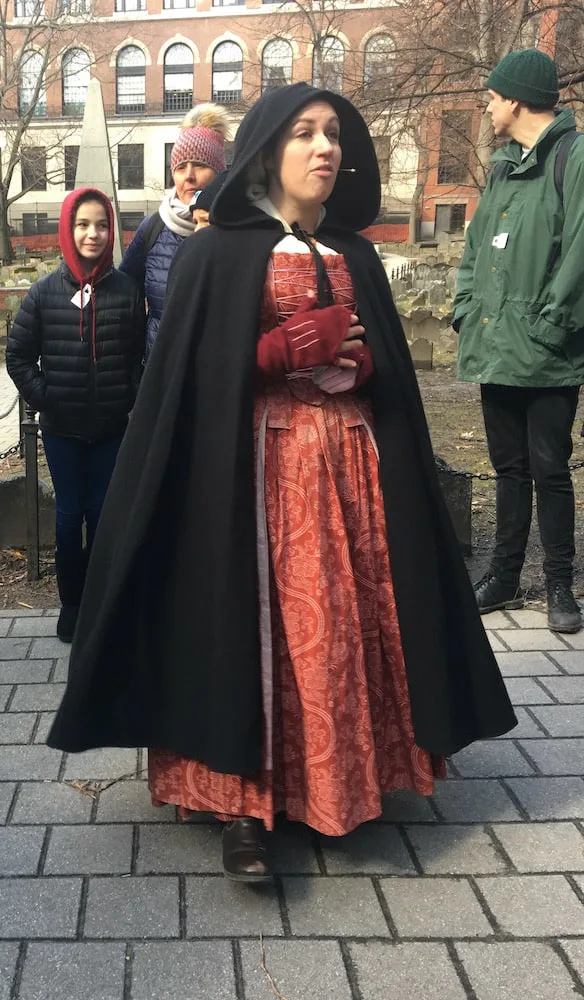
[{"x1": 119, "y1": 216, "x2": 185, "y2": 357}]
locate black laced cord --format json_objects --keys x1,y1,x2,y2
[{"x1": 291, "y1": 222, "x2": 335, "y2": 308}]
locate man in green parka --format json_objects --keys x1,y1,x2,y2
[{"x1": 453, "y1": 48, "x2": 583, "y2": 634}]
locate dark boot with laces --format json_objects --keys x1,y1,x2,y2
[
  {"x1": 474, "y1": 572, "x2": 524, "y2": 614},
  {"x1": 547, "y1": 581, "x2": 582, "y2": 634}
]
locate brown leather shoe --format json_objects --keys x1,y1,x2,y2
[{"x1": 222, "y1": 817, "x2": 273, "y2": 883}]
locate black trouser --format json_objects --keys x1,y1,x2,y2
[{"x1": 480, "y1": 384, "x2": 579, "y2": 587}]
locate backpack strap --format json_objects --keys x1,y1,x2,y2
[
  {"x1": 141, "y1": 213, "x2": 165, "y2": 258},
  {"x1": 554, "y1": 130, "x2": 579, "y2": 203}
]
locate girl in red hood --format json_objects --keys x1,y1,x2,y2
[{"x1": 7, "y1": 188, "x2": 145, "y2": 642}]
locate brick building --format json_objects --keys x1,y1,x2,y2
[{"x1": 3, "y1": 0, "x2": 418, "y2": 239}]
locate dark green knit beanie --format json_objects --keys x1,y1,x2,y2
[{"x1": 486, "y1": 49, "x2": 559, "y2": 108}]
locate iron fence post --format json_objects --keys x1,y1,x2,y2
[{"x1": 22, "y1": 405, "x2": 40, "y2": 581}]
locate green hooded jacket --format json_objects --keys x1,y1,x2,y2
[{"x1": 454, "y1": 108, "x2": 584, "y2": 387}]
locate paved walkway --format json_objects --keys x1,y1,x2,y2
[{"x1": 0, "y1": 606, "x2": 583, "y2": 999}]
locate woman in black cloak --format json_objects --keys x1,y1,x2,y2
[{"x1": 48, "y1": 84, "x2": 516, "y2": 882}]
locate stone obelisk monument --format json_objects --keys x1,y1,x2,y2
[{"x1": 74, "y1": 79, "x2": 123, "y2": 264}]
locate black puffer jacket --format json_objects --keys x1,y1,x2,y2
[{"x1": 7, "y1": 263, "x2": 145, "y2": 441}]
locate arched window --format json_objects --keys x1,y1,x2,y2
[
  {"x1": 261, "y1": 38, "x2": 293, "y2": 93},
  {"x1": 364, "y1": 34, "x2": 395, "y2": 85},
  {"x1": 62, "y1": 48, "x2": 90, "y2": 116},
  {"x1": 212, "y1": 41, "x2": 242, "y2": 104},
  {"x1": 116, "y1": 45, "x2": 146, "y2": 114},
  {"x1": 312, "y1": 36, "x2": 344, "y2": 93},
  {"x1": 19, "y1": 50, "x2": 46, "y2": 116},
  {"x1": 164, "y1": 44, "x2": 193, "y2": 113}
]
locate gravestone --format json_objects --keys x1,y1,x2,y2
[
  {"x1": 0, "y1": 476, "x2": 55, "y2": 548},
  {"x1": 410, "y1": 338, "x2": 433, "y2": 370}
]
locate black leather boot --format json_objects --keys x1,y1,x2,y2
[
  {"x1": 222, "y1": 817, "x2": 272, "y2": 883},
  {"x1": 56, "y1": 605, "x2": 79, "y2": 643},
  {"x1": 474, "y1": 572, "x2": 524, "y2": 614},
  {"x1": 547, "y1": 581, "x2": 582, "y2": 634}
]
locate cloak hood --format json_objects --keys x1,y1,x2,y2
[
  {"x1": 59, "y1": 187, "x2": 115, "y2": 284},
  {"x1": 212, "y1": 83, "x2": 380, "y2": 232}
]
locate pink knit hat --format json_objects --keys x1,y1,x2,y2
[{"x1": 170, "y1": 103, "x2": 230, "y2": 175}]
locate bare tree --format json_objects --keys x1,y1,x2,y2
[{"x1": 0, "y1": 0, "x2": 112, "y2": 261}]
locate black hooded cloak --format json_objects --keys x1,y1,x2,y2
[{"x1": 48, "y1": 84, "x2": 516, "y2": 769}]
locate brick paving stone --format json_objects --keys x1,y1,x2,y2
[
  {"x1": 519, "y1": 738, "x2": 584, "y2": 775},
  {"x1": 43, "y1": 609, "x2": 60, "y2": 617},
  {"x1": 506, "y1": 609, "x2": 549, "y2": 629},
  {"x1": 10, "y1": 617, "x2": 63, "y2": 637},
  {"x1": 496, "y1": 707, "x2": 545, "y2": 739},
  {"x1": 84, "y1": 877, "x2": 179, "y2": 939},
  {"x1": 431, "y1": 780, "x2": 521, "y2": 822},
  {"x1": 52, "y1": 657, "x2": 70, "y2": 682},
  {"x1": 0, "y1": 687, "x2": 11, "y2": 711},
  {"x1": 405, "y1": 825, "x2": 508, "y2": 875},
  {"x1": 28, "y1": 637, "x2": 66, "y2": 658},
  {"x1": 495, "y1": 651, "x2": 560, "y2": 676},
  {"x1": 0, "y1": 620, "x2": 13, "y2": 637},
  {"x1": 539, "y1": 676, "x2": 584, "y2": 702},
  {"x1": 477, "y1": 610, "x2": 515, "y2": 630},
  {"x1": 506, "y1": 777, "x2": 584, "y2": 820},
  {"x1": 503, "y1": 678, "x2": 554, "y2": 705},
  {"x1": 137, "y1": 824, "x2": 222, "y2": 873},
  {"x1": 0, "y1": 878, "x2": 82, "y2": 938},
  {"x1": 0, "y1": 944, "x2": 18, "y2": 1000},
  {"x1": 185, "y1": 876, "x2": 283, "y2": 937},
  {"x1": 282, "y1": 876, "x2": 389, "y2": 937},
  {"x1": 0, "y1": 661, "x2": 52, "y2": 684},
  {"x1": 0, "y1": 712, "x2": 36, "y2": 743},
  {"x1": 501, "y1": 629, "x2": 570, "y2": 651},
  {"x1": 0, "y1": 637, "x2": 31, "y2": 659},
  {"x1": 96, "y1": 780, "x2": 176, "y2": 823},
  {"x1": 63, "y1": 747, "x2": 138, "y2": 780},
  {"x1": 44, "y1": 825, "x2": 134, "y2": 874},
  {"x1": 270, "y1": 820, "x2": 320, "y2": 874},
  {"x1": 380, "y1": 876, "x2": 492, "y2": 938},
  {"x1": 548, "y1": 651, "x2": 584, "y2": 674},
  {"x1": 451, "y1": 741, "x2": 534, "y2": 778},
  {"x1": 559, "y1": 631, "x2": 584, "y2": 650},
  {"x1": 559, "y1": 939, "x2": 584, "y2": 981},
  {"x1": 34, "y1": 712, "x2": 56, "y2": 743},
  {"x1": 376, "y1": 789, "x2": 436, "y2": 823},
  {"x1": 487, "y1": 633, "x2": 507, "y2": 653},
  {"x1": 0, "y1": 610, "x2": 37, "y2": 617},
  {"x1": 0, "y1": 745, "x2": 61, "y2": 780},
  {"x1": 530, "y1": 705, "x2": 584, "y2": 737},
  {"x1": 11, "y1": 780, "x2": 93, "y2": 824},
  {"x1": 349, "y1": 942, "x2": 466, "y2": 999},
  {"x1": 0, "y1": 783, "x2": 15, "y2": 823},
  {"x1": 132, "y1": 942, "x2": 237, "y2": 1000},
  {"x1": 457, "y1": 941, "x2": 581, "y2": 1000},
  {"x1": 0, "y1": 826, "x2": 45, "y2": 874},
  {"x1": 19, "y1": 943, "x2": 126, "y2": 1000},
  {"x1": 476, "y1": 875, "x2": 584, "y2": 936},
  {"x1": 492, "y1": 821, "x2": 584, "y2": 872},
  {"x1": 10, "y1": 683, "x2": 66, "y2": 712},
  {"x1": 240, "y1": 939, "x2": 352, "y2": 1000},
  {"x1": 319, "y1": 825, "x2": 415, "y2": 875}
]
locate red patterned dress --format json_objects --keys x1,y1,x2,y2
[{"x1": 148, "y1": 235, "x2": 445, "y2": 836}]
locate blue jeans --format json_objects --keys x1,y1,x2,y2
[{"x1": 42, "y1": 431, "x2": 124, "y2": 606}]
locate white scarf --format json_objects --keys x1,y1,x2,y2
[{"x1": 157, "y1": 188, "x2": 195, "y2": 238}]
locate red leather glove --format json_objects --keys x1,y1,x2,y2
[{"x1": 257, "y1": 294, "x2": 353, "y2": 376}]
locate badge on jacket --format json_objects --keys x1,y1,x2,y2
[
  {"x1": 492, "y1": 233, "x2": 509, "y2": 249},
  {"x1": 71, "y1": 284, "x2": 92, "y2": 309}
]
